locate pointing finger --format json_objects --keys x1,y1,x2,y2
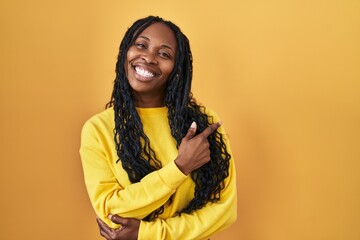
[{"x1": 199, "y1": 121, "x2": 221, "y2": 138}]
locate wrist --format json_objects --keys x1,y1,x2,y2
[{"x1": 174, "y1": 156, "x2": 190, "y2": 175}]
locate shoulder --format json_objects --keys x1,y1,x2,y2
[
  {"x1": 85, "y1": 107, "x2": 114, "y2": 126},
  {"x1": 81, "y1": 107, "x2": 114, "y2": 138}
]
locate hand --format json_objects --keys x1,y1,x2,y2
[
  {"x1": 96, "y1": 214, "x2": 140, "y2": 240},
  {"x1": 175, "y1": 121, "x2": 221, "y2": 175}
]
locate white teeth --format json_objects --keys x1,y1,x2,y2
[{"x1": 135, "y1": 66, "x2": 155, "y2": 78}]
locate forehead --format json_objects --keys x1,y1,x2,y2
[{"x1": 137, "y1": 22, "x2": 177, "y2": 49}]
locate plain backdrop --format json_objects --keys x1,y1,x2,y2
[{"x1": 0, "y1": 0, "x2": 359, "y2": 239}]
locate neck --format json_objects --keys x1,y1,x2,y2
[{"x1": 133, "y1": 92, "x2": 165, "y2": 108}]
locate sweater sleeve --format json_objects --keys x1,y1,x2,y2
[
  {"x1": 80, "y1": 120, "x2": 187, "y2": 229},
  {"x1": 138, "y1": 148, "x2": 237, "y2": 240},
  {"x1": 138, "y1": 110, "x2": 237, "y2": 240}
]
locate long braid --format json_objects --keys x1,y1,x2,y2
[{"x1": 107, "y1": 16, "x2": 231, "y2": 220}]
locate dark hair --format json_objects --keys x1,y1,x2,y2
[{"x1": 106, "y1": 16, "x2": 231, "y2": 220}]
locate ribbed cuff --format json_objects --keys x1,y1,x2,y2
[
  {"x1": 138, "y1": 220, "x2": 156, "y2": 240},
  {"x1": 157, "y1": 160, "x2": 187, "y2": 190}
]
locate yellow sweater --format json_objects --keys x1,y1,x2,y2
[{"x1": 80, "y1": 107, "x2": 237, "y2": 240}]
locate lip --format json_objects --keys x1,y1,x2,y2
[{"x1": 130, "y1": 63, "x2": 159, "y2": 82}]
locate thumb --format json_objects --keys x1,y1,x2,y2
[
  {"x1": 183, "y1": 122, "x2": 197, "y2": 141},
  {"x1": 108, "y1": 214, "x2": 128, "y2": 226}
]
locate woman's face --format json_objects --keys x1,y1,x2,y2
[{"x1": 125, "y1": 22, "x2": 177, "y2": 107}]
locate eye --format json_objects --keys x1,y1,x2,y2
[
  {"x1": 159, "y1": 50, "x2": 171, "y2": 59},
  {"x1": 134, "y1": 42, "x2": 146, "y2": 49}
]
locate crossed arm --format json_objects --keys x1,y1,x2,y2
[{"x1": 80, "y1": 121, "x2": 237, "y2": 240}]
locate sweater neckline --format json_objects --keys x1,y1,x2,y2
[{"x1": 136, "y1": 106, "x2": 168, "y2": 116}]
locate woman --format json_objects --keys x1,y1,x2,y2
[{"x1": 80, "y1": 16, "x2": 237, "y2": 240}]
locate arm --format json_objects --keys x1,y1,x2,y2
[
  {"x1": 138, "y1": 149, "x2": 237, "y2": 240},
  {"x1": 95, "y1": 134, "x2": 236, "y2": 240},
  {"x1": 80, "y1": 120, "x2": 187, "y2": 228},
  {"x1": 139, "y1": 115, "x2": 237, "y2": 240},
  {"x1": 92, "y1": 119, "x2": 236, "y2": 239}
]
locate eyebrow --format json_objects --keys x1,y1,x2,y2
[{"x1": 138, "y1": 35, "x2": 175, "y2": 53}]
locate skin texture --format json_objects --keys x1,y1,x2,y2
[{"x1": 125, "y1": 22, "x2": 177, "y2": 108}]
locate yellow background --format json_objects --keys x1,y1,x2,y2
[{"x1": 0, "y1": 0, "x2": 359, "y2": 239}]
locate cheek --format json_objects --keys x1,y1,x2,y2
[
  {"x1": 165, "y1": 62, "x2": 175, "y2": 75},
  {"x1": 125, "y1": 50, "x2": 136, "y2": 74},
  {"x1": 126, "y1": 47, "x2": 138, "y2": 63},
  {"x1": 126, "y1": 49, "x2": 134, "y2": 60}
]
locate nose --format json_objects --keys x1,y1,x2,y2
[{"x1": 141, "y1": 51, "x2": 158, "y2": 65}]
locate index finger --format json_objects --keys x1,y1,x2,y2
[{"x1": 199, "y1": 121, "x2": 222, "y2": 138}]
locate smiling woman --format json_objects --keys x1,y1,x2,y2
[
  {"x1": 80, "y1": 16, "x2": 237, "y2": 240},
  {"x1": 126, "y1": 22, "x2": 177, "y2": 108}
]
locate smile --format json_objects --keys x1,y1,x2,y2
[{"x1": 135, "y1": 66, "x2": 155, "y2": 78}]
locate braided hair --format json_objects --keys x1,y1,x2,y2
[{"x1": 106, "y1": 16, "x2": 231, "y2": 221}]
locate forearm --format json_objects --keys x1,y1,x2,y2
[
  {"x1": 138, "y1": 158, "x2": 237, "y2": 240},
  {"x1": 81, "y1": 145, "x2": 187, "y2": 228},
  {"x1": 80, "y1": 120, "x2": 188, "y2": 228},
  {"x1": 86, "y1": 161, "x2": 187, "y2": 220},
  {"x1": 138, "y1": 194, "x2": 237, "y2": 240}
]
